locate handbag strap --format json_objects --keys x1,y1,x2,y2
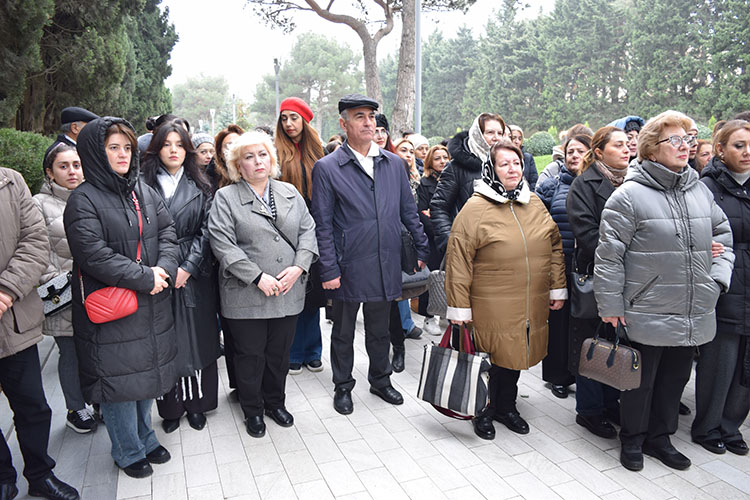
[
  {"x1": 267, "y1": 217, "x2": 296, "y2": 252},
  {"x1": 439, "y1": 323, "x2": 476, "y2": 354},
  {"x1": 78, "y1": 192, "x2": 144, "y2": 303},
  {"x1": 572, "y1": 246, "x2": 594, "y2": 275}
]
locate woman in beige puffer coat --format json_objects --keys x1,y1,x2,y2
[
  {"x1": 33, "y1": 144, "x2": 97, "y2": 433},
  {"x1": 446, "y1": 141, "x2": 566, "y2": 441}
]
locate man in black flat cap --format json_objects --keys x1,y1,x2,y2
[
  {"x1": 311, "y1": 94, "x2": 429, "y2": 415},
  {"x1": 44, "y1": 107, "x2": 99, "y2": 161}
]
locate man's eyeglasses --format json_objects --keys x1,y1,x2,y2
[{"x1": 656, "y1": 135, "x2": 697, "y2": 148}]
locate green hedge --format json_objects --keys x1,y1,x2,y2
[
  {"x1": 525, "y1": 131, "x2": 556, "y2": 156},
  {"x1": 0, "y1": 128, "x2": 53, "y2": 194}
]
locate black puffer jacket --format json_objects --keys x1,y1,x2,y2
[
  {"x1": 416, "y1": 173, "x2": 441, "y2": 270},
  {"x1": 430, "y1": 131, "x2": 483, "y2": 253},
  {"x1": 702, "y1": 156, "x2": 750, "y2": 336},
  {"x1": 63, "y1": 117, "x2": 179, "y2": 403}
]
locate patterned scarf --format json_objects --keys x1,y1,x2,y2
[
  {"x1": 481, "y1": 157, "x2": 525, "y2": 201},
  {"x1": 595, "y1": 160, "x2": 628, "y2": 188}
]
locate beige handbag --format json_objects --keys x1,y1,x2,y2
[{"x1": 579, "y1": 322, "x2": 641, "y2": 391}]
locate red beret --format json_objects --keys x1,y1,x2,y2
[{"x1": 280, "y1": 97, "x2": 313, "y2": 123}]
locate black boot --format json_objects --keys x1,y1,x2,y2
[{"x1": 392, "y1": 346, "x2": 405, "y2": 373}]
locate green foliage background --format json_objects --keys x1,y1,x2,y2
[
  {"x1": 0, "y1": 129, "x2": 53, "y2": 194},
  {"x1": 0, "y1": 0, "x2": 177, "y2": 135}
]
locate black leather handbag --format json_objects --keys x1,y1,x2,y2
[
  {"x1": 570, "y1": 250, "x2": 598, "y2": 319},
  {"x1": 400, "y1": 223, "x2": 419, "y2": 275}
]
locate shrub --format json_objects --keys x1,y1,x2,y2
[
  {"x1": 525, "y1": 131, "x2": 556, "y2": 156},
  {"x1": 0, "y1": 128, "x2": 53, "y2": 194},
  {"x1": 427, "y1": 136, "x2": 445, "y2": 147},
  {"x1": 696, "y1": 124, "x2": 712, "y2": 140}
]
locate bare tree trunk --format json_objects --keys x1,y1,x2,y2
[
  {"x1": 361, "y1": 36, "x2": 382, "y2": 104},
  {"x1": 392, "y1": 0, "x2": 416, "y2": 136}
]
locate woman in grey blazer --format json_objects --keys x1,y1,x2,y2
[{"x1": 208, "y1": 131, "x2": 318, "y2": 438}]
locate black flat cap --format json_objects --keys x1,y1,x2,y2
[
  {"x1": 338, "y1": 94, "x2": 379, "y2": 114},
  {"x1": 61, "y1": 106, "x2": 99, "y2": 124}
]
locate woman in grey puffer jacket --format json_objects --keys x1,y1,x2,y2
[
  {"x1": 33, "y1": 144, "x2": 98, "y2": 434},
  {"x1": 594, "y1": 111, "x2": 734, "y2": 473}
]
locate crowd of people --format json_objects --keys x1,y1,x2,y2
[{"x1": 0, "y1": 97, "x2": 749, "y2": 499}]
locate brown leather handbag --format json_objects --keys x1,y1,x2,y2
[{"x1": 579, "y1": 322, "x2": 641, "y2": 391}]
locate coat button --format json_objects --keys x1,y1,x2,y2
[
  {"x1": 276, "y1": 257, "x2": 283, "y2": 263},
  {"x1": 274, "y1": 236, "x2": 280, "y2": 242}
]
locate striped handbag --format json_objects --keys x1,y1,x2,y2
[{"x1": 417, "y1": 324, "x2": 490, "y2": 420}]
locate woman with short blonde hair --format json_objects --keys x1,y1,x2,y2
[{"x1": 208, "y1": 131, "x2": 318, "y2": 439}]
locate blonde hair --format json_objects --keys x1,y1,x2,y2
[
  {"x1": 225, "y1": 131, "x2": 279, "y2": 183},
  {"x1": 637, "y1": 110, "x2": 693, "y2": 161}
]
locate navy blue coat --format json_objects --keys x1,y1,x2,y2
[
  {"x1": 536, "y1": 165, "x2": 575, "y2": 270},
  {"x1": 311, "y1": 143, "x2": 429, "y2": 302}
]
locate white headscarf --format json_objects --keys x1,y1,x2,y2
[{"x1": 467, "y1": 115, "x2": 491, "y2": 162}]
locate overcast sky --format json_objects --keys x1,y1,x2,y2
[{"x1": 161, "y1": 0, "x2": 552, "y2": 103}]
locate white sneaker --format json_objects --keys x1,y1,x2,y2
[{"x1": 423, "y1": 317, "x2": 444, "y2": 336}]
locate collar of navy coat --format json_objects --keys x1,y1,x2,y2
[{"x1": 334, "y1": 140, "x2": 388, "y2": 176}]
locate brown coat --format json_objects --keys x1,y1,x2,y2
[
  {"x1": 0, "y1": 168, "x2": 49, "y2": 358},
  {"x1": 445, "y1": 181, "x2": 566, "y2": 370}
]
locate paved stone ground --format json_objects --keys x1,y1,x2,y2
[{"x1": 1, "y1": 313, "x2": 749, "y2": 500}]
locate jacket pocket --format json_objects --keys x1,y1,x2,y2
[
  {"x1": 10, "y1": 294, "x2": 44, "y2": 334},
  {"x1": 628, "y1": 275, "x2": 660, "y2": 306}
]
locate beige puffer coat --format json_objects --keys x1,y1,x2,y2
[
  {"x1": 445, "y1": 181, "x2": 567, "y2": 370},
  {"x1": 33, "y1": 181, "x2": 75, "y2": 336}
]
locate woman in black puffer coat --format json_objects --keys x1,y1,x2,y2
[
  {"x1": 692, "y1": 120, "x2": 750, "y2": 456},
  {"x1": 64, "y1": 117, "x2": 179, "y2": 478},
  {"x1": 536, "y1": 135, "x2": 591, "y2": 398},
  {"x1": 430, "y1": 113, "x2": 506, "y2": 255}
]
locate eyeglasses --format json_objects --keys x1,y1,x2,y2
[{"x1": 656, "y1": 135, "x2": 697, "y2": 148}]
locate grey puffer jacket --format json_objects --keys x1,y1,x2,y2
[
  {"x1": 33, "y1": 181, "x2": 74, "y2": 336},
  {"x1": 594, "y1": 159, "x2": 734, "y2": 347}
]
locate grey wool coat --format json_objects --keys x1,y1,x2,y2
[
  {"x1": 208, "y1": 178, "x2": 318, "y2": 319},
  {"x1": 594, "y1": 159, "x2": 734, "y2": 347}
]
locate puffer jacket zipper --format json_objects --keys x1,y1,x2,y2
[
  {"x1": 671, "y1": 189, "x2": 696, "y2": 343},
  {"x1": 509, "y1": 201, "x2": 531, "y2": 367},
  {"x1": 629, "y1": 275, "x2": 660, "y2": 306}
]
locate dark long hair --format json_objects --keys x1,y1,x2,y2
[{"x1": 141, "y1": 123, "x2": 212, "y2": 197}]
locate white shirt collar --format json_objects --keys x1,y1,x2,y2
[{"x1": 347, "y1": 142, "x2": 380, "y2": 178}]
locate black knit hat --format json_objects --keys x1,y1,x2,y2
[{"x1": 375, "y1": 113, "x2": 389, "y2": 132}]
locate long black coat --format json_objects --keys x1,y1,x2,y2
[
  {"x1": 430, "y1": 131, "x2": 483, "y2": 254},
  {"x1": 149, "y1": 172, "x2": 221, "y2": 376},
  {"x1": 702, "y1": 157, "x2": 750, "y2": 336},
  {"x1": 565, "y1": 164, "x2": 616, "y2": 373},
  {"x1": 64, "y1": 117, "x2": 179, "y2": 403},
  {"x1": 416, "y1": 173, "x2": 442, "y2": 270}
]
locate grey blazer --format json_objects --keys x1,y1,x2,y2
[{"x1": 208, "y1": 179, "x2": 318, "y2": 319}]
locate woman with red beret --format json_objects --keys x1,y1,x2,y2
[{"x1": 275, "y1": 97, "x2": 327, "y2": 374}]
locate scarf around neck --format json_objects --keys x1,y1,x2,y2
[{"x1": 595, "y1": 160, "x2": 628, "y2": 188}]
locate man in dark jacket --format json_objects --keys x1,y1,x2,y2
[
  {"x1": 311, "y1": 94, "x2": 429, "y2": 415},
  {"x1": 0, "y1": 168, "x2": 79, "y2": 500},
  {"x1": 43, "y1": 107, "x2": 99, "y2": 162}
]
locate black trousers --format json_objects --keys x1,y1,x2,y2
[
  {"x1": 330, "y1": 300, "x2": 391, "y2": 391},
  {"x1": 0, "y1": 344, "x2": 56, "y2": 483},
  {"x1": 486, "y1": 365, "x2": 521, "y2": 416},
  {"x1": 226, "y1": 316, "x2": 297, "y2": 418},
  {"x1": 389, "y1": 301, "x2": 404, "y2": 348},
  {"x1": 156, "y1": 360, "x2": 219, "y2": 420},
  {"x1": 620, "y1": 342, "x2": 694, "y2": 447},
  {"x1": 220, "y1": 315, "x2": 237, "y2": 389},
  {"x1": 542, "y1": 304, "x2": 575, "y2": 387}
]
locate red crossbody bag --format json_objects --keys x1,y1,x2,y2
[{"x1": 78, "y1": 192, "x2": 141, "y2": 324}]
